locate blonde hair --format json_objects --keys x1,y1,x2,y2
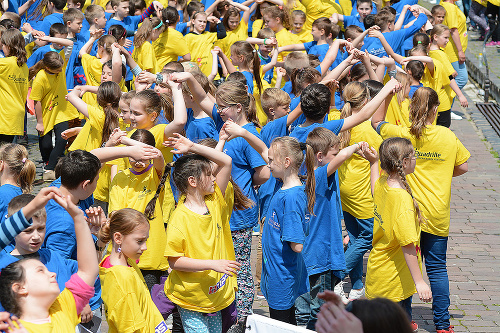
[
  {"x1": 28, "y1": 51, "x2": 63, "y2": 80},
  {"x1": 271, "y1": 136, "x2": 316, "y2": 213},
  {"x1": 306, "y1": 127, "x2": 340, "y2": 155},
  {"x1": 395, "y1": 72, "x2": 410, "y2": 105},
  {"x1": 409, "y1": 87, "x2": 440, "y2": 139},
  {"x1": 97, "y1": 35, "x2": 117, "y2": 58},
  {"x1": 134, "y1": 17, "x2": 164, "y2": 47},
  {"x1": 339, "y1": 82, "x2": 370, "y2": 149},
  {"x1": 0, "y1": 144, "x2": 35, "y2": 193},
  {"x1": 216, "y1": 81, "x2": 261, "y2": 128},
  {"x1": 430, "y1": 24, "x2": 450, "y2": 43},
  {"x1": 260, "y1": 88, "x2": 291, "y2": 118}
]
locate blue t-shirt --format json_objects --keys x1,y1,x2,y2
[
  {"x1": 350, "y1": 1, "x2": 377, "y2": 16},
  {"x1": 343, "y1": 15, "x2": 365, "y2": 30},
  {"x1": 261, "y1": 184, "x2": 309, "y2": 310},
  {"x1": 282, "y1": 81, "x2": 293, "y2": 98},
  {"x1": 302, "y1": 165, "x2": 345, "y2": 277},
  {"x1": 27, "y1": 44, "x2": 63, "y2": 68},
  {"x1": 241, "y1": 71, "x2": 254, "y2": 94},
  {"x1": 185, "y1": 108, "x2": 219, "y2": 142},
  {"x1": 259, "y1": 52, "x2": 274, "y2": 84},
  {"x1": 212, "y1": 106, "x2": 267, "y2": 230},
  {"x1": 36, "y1": 13, "x2": 64, "y2": 35},
  {"x1": 0, "y1": 184, "x2": 22, "y2": 226},
  {"x1": 289, "y1": 118, "x2": 345, "y2": 143},
  {"x1": 409, "y1": 83, "x2": 423, "y2": 98},
  {"x1": 261, "y1": 115, "x2": 288, "y2": 148}
]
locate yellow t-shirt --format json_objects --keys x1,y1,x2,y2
[
  {"x1": 252, "y1": 19, "x2": 264, "y2": 38},
  {"x1": 294, "y1": 29, "x2": 314, "y2": 43},
  {"x1": 99, "y1": 256, "x2": 168, "y2": 333},
  {"x1": 254, "y1": 79, "x2": 272, "y2": 127},
  {"x1": 366, "y1": 175, "x2": 421, "y2": 302},
  {"x1": 109, "y1": 167, "x2": 169, "y2": 271},
  {"x1": 217, "y1": 21, "x2": 249, "y2": 60},
  {"x1": 153, "y1": 28, "x2": 190, "y2": 71},
  {"x1": 0, "y1": 57, "x2": 29, "y2": 136},
  {"x1": 132, "y1": 41, "x2": 157, "y2": 74},
  {"x1": 69, "y1": 105, "x2": 105, "y2": 151},
  {"x1": 386, "y1": 97, "x2": 411, "y2": 127},
  {"x1": 30, "y1": 70, "x2": 78, "y2": 135},
  {"x1": 429, "y1": 49, "x2": 456, "y2": 112},
  {"x1": 300, "y1": 0, "x2": 342, "y2": 32},
  {"x1": 19, "y1": 289, "x2": 80, "y2": 332},
  {"x1": 275, "y1": 28, "x2": 301, "y2": 62},
  {"x1": 442, "y1": 1, "x2": 468, "y2": 63},
  {"x1": 164, "y1": 183, "x2": 237, "y2": 313},
  {"x1": 338, "y1": 120, "x2": 382, "y2": 219},
  {"x1": 379, "y1": 123, "x2": 470, "y2": 236},
  {"x1": 185, "y1": 31, "x2": 219, "y2": 76}
]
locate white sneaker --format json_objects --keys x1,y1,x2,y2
[
  {"x1": 451, "y1": 111, "x2": 463, "y2": 120},
  {"x1": 333, "y1": 281, "x2": 349, "y2": 304},
  {"x1": 348, "y1": 287, "x2": 365, "y2": 301}
]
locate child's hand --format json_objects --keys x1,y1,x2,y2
[
  {"x1": 61, "y1": 127, "x2": 82, "y2": 140},
  {"x1": 222, "y1": 120, "x2": 245, "y2": 140},
  {"x1": 134, "y1": 75, "x2": 151, "y2": 92},
  {"x1": 319, "y1": 78, "x2": 339, "y2": 94},
  {"x1": 416, "y1": 281, "x2": 432, "y2": 303},
  {"x1": 166, "y1": 75, "x2": 181, "y2": 90},
  {"x1": 337, "y1": 39, "x2": 353, "y2": 53},
  {"x1": 130, "y1": 145, "x2": 162, "y2": 161},
  {"x1": 211, "y1": 46, "x2": 223, "y2": 55},
  {"x1": 35, "y1": 122, "x2": 44, "y2": 135},
  {"x1": 112, "y1": 42, "x2": 128, "y2": 55},
  {"x1": 367, "y1": 26, "x2": 382, "y2": 38},
  {"x1": 22, "y1": 22, "x2": 33, "y2": 33},
  {"x1": 386, "y1": 77, "x2": 402, "y2": 94},
  {"x1": 211, "y1": 259, "x2": 241, "y2": 276},
  {"x1": 164, "y1": 133, "x2": 194, "y2": 154},
  {"x1": 152, "y1": 0, "x2": 164, "y2": 11},
  {"x1": 136, "y1": 71, "x2": 156, "y2": 83},
  {"x1": 0, "y1": 313, "x2": 29, "y2": 333},
  {"x1": 28, "y1": 187, "x2": 63, "y2": 213},
  {"x1": 85, "y1": 206, "x2": 108, "y2": 236},
  {"x1": 105, "y1": 128, "x2": 127, "y2": 147},
  {"x1": 53, "y1": 194, "x2": 83, "y2": 219},
  {"x1": 170, "y1": 72, "x2": 193, "y2": 83},
  {"x1": 357, "y1": 144, "x2": 379, "y2": 164},
  {"x1": 458, "y1": 95, "x2": 469, "y2": 108},
  {"x1": 31, "y1": 30, "x2": 45, "y2": 38},
  {"x1": 315, "y1": 300, "x2": 363, "y2": 333},
  {"x1": 90, "y1": 29, "x2": 105, "y2": 39},
  {"x1": 207, "y1": 15, "x2": 220, "y2": 24},
  {"x1": 265, "y1": 37, "x2": 277, "y2": 46},
  {"x1": 276, "y1": 67, "x2": 286, "y2": 77}
]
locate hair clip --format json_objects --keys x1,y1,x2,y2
[{"x1": 21, "y1": 158, "x2": 26, "y2": 163}]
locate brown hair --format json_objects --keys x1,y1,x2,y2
[
  {"x1": 1, "y1": 12, "x2": 21, "y2": 29},
  {"x1": 291, "y1": 66, "x2": 321, "y2": 96},
  {"x1": 409, "y1": 87, "x2": 439, "y2": 139},
  {"x1": 271, "y1": 136, "x2": 316, "y2": 213},
  {"x1": 394, "y1": 72, "x2": 410, "y2": 105},
  {"x1": 430, "y1": 24, "x2": 450, "y2": 43},
  {"x1": 134, "y1": 17, "x2": 164, "y2": 47},
  {"x1": 0, "y1": 144, "x2": 35, "y2": 193},
  {"x1": 63, "y1": 8, "x2": 84, "y2": 23},
  {"x1": 262, "y1": 5, "x2": 291, "y2": 30},
  {"x1": 374, "y1": 10, "x2": 395, "y2": 31},
  {"x1": 256, "y1": 27, "x2": 275, "y2": 39},
  {"x1": 172, "y1": 154, "x2": 212, "y2": 196},
  {"x1": 85, "y1": 5, "x2": 105, "y2": 24},
  {"x1": 7, "y1": 194, "x2": 45, "y2": 220},
  {"x1": 100, "y1": 208, "x2": 149, "y2": 244},
  {"x1": 97, "y1": 81, "x2": 121, "y2": 146},
  {"x1": 216, "y1": 81, "x2": 261, "y2": 128},
  {"x1": 306, "y1": 126, "x2": 340, "y2": 156},
  {"x1": 1, "y1": 29, "x2": 27, "y2": 66},
  {"x1": 379, "y1": 137, "x2": 424, "y2": 225},
  {"x1": 339, "y1": 82, "x2": 370, "y2": 149},
  {"x1": 431, "y1": 4, "x2": 446, "y2": 15},
  {"x1": 406, "y1": 60, "x2": 425, "y2": 82},
  {"x1": 97, "y1": 34, "x2": 117, "y2": 58},
  {"x1": 412, "y1": 32, "x2": 430, "y2": 48},
  {"x1": 344, "y1": 25, "x2": 363, "y2": 41},
  {"x1": 312, "y1": 17, "x2": 339, "y2": 40},
  {"x1": 28, "y1": 51, "x2": 63, "y2": 80},
  {"x1": 260, "y1": 87, "x2": 291, "y2": 118},
  {"x1": 222, "y1": 6, "x2": 240, "y2": 31},
  {"x1": 133, "y1": 89, "x2": 173, "y2": 124},
  {"x1": 291, "y1": 9, "x2": 306, "y2": 21},
  {"x1": 230, "y1": 41, "x2": 262, "y2": 94},
  {"x1": 283, "y1": 51, "x2": 309, "y2": 77}
]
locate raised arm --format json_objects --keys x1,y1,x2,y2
[
  {"x1": 35, "y1": 35, "x2": 74, "y2": 47},
  {"x1": 111, "y1": 44, "x2": 123, "y2": 84},
  {"x1": 368, "y1": 29, "x2": 405, "y2": 64},
  {"x1": 163, "y1": 79, "x2": 188, "y2": 139},
  {"x1": 171, "y1": 72, "x2": 216, "y2": 118},
  {"x1": 79, "y1": 29, "x2": 104, "y2": 58},
  {"x1": 222, "y1": 120, "x2": 269, "y2": 163},
  {"x1": 229, "y1": 0, "x2": 252, "y2": 24},
  {"x1": 394, "y1": 4, "x2": 411, "y2": 30},
  {"x1": 261, "y1": 46, "x2": 279, "y2": 74},
  {"x1": 326, "y1": 142, "x2": 364, "y2": 176},
  {"x1": 215, "y1": 46, "x2": 237, "y2": 74},
  {"x1": 66, "y1": 87, "x2": 90, "y2": 118}
]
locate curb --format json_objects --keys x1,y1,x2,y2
[{"x1": 465, "y1": 49, "x2": 500, "y2": 103}]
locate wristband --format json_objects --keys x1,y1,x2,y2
[
  {"x1": 156, "y1": 73, "x2": 164, "y2": 85},
  {"x1": 263, "y1": 38, "x2": 268, "y2": 45}
]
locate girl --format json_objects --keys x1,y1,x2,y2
[
  {"x1": 214, "y1": 1, "x2": 252, "y2": 60},
  {"x1": 185, "y1": 11, "x2": 226, "y2": 76},
  {"x1": 262, "y1": 5, "x2": 300, "y2": 62},
  {"x1": 216, "y1": 41, "x2": 263, "y2": 94},
  {"x1": 222, "y1": 121, "x2": 314, "y2": 325},
  {"x1": 29, "y1": 51, "x2": 79, "y2": 181},
  {"x1": 0, "y1": 144, "x2": 35, "y2": 225},
  {"x1": 385, "y1": 72, "x2": 412, "y2": 127},
  {"x1": 290, "y1": 10, "x2": 313, "y2": 43},
  {"x1": 429, "y1": 24, "x2": 468, "y2": 128},
  {"x1": 132, "y1": 17, "x2": 165, "y2": 74},
  {"x1": 363, "y1": 137, "x2": 431, "y2": 331},
  {"x1": 0, "y1": 188, "x2": 99, "y2": 331},
  {"x1": 164, "y1": 133, "x2": 239, "y2": 332},
  {"x1": 119, "y1": 90, "x2": 136, "y2": 131},
  {"x1": 372, "y1": 87, "x2": 470, "y2": 333},
  {"x1": 0, "y1": 29, "x2": 28, "y2": 145},
  {"x1": 173, "y1": 74, "x2": 269, "y2": 325},
  {"x1": 153, "y1": 6, "x2": 191, "y2": 71},
  {"x1": 99, "y1": 208, "x2": 167, "y2": 332},
  {"x1": 336, "y1": 81, "x2": 383, "y2": 302}
]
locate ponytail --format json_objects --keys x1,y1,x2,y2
[
  {"x1": 96, "y1": 81, "x2": 121, "y2": 146},
  {"x1": 339, "y1": 82, "x2": 370, "y2": 149},
  {"x1": 134, "y1": 17, "x2": 153, "y2": 47},
  {"x1": 409, "y1": 87, "x2": 439, "y2": 139},
  {"x1": 0, "y1": 144, "x2": 35, "y2": 193},
  {"x1": 247, "y1": 94, "x2": 261, "y2": 129},
  {"x1": 144, "y1": 162, "x2": 173, "y2": 220},
  {"x1": 303, "y1": 143, "x2": 316, "y2": 214},
  {"x1": 252, "y1": 47, "x2": 262, "y2": 95},
  {"x1": 159, "y1": 93, "x2": 174, "y2": 123}
]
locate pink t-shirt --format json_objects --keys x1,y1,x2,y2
[{"x1": 66, "y1": 274, "x2": 95, "y2": 315}]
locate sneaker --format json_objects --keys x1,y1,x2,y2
[
  {"x1": 450, "y1": 112, "x2": 462, "y2": 120},
  {"x1": 411, "y1": 321, "x2": 419, "y2": 332},
  {"x1": 486, "y1": 41, "x2": 499, "y2": 47},
  {"x1": 333, "y1": 281, "x2": 349, "y2": 304},
  {"x1": 255, "y1": 289, "x2": 265, "y2": 300},
  {"x1": 43, "y1": 170, "x2": 56, "y2": 182},
  {"x1": 436, "y1": 326, "x2": 455, "y2": 333},
  {"x1": 348, "y1": 287, "x2": 365, "y2": 301}
]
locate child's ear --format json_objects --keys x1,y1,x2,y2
[
  {"x1": 150, "y1": 112, "x2": 158, "y2": 122},
  {"x1": 187, "y1": 175, "x2": 197, "y2": 188},
  {"x1": 283, "y1": 156, "x2": 291, "y2": 168},
  {"x1": 113, "y1": 232, "x2": 123, "y2": 245},
  {"x1": 316, "y1": 151, "x2": 323, "y2": 163},
  {"x1": 12, "y1": 282, "x2": 28, "y2": 296},
  {"x1": 269, "y1": 107, "x2": 275, "y2": 116}
]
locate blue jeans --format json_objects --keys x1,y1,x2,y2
[
  {"x1": 399, "y1": 296, "x2": 413, "y2": 321},
  {"x1": 451, "y1": 61, "x2": 468, "y2": 90},
  {"x1": 342, "y1": 212, "x2": 374, "y2": 290},
  {"x1": 178, "y1": 307, "x2": 222, "y2": 333},
  {"x1": 305, "y1": 270, "x2": 341, "y2": 330},
  {"x1": 420, "y1": 231, "x2": 450, "y2": 330},
  {"x1": 294, "y1": 292, "x2": 311, "y2": 326}
]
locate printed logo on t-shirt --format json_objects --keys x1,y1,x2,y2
[
  {"x1": 8, "y1": 74, "x2": 27, "y2": 84},
  {"x1": 46, "y1": 95, "x2": 59, "y2": 111},
  {"x1": 415, "y1": 149, "x2": 444, "y2": 162},
  {"x1": 138, "y1": 186, "x2": 152, "y2": 200},
  {"x1": 268, "y1": 211, "x2": 280, "y2": 230},
  {"x1": 155, "y1": 321, "x2": 169, "y2": 333},
  {"x1": 208, "y1": 273, "x2": 228, "y2": 294},
  {"x1": 374, "y1": 204, "x2": 385, "y2": 232}
]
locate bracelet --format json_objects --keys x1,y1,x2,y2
[
  {"x1": 156, "y1": 73, "x2": 163, "y2": 85},
  {"x1": 263, "y1": 38, "x2": 268, "y2": 45}
]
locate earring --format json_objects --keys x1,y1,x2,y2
[{"x1": 117, "y1": 245, "x2": 122, "y2": 253}]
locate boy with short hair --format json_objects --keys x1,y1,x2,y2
[
  {"x1": 36, "y1": 0, "x2": 67, "y2": 35},
  {"x1": 27, "y1": 23, "x2": 74, "y2": 67},
  {"x1": 431, "y1": 5, "x2": 446, "y2": 25},
  {"x1": 63, "y1": 8, "x2": 84, "y2": 39},
  {"x1": 330, "y1": 0, "x2": 374, "y2": 30},
  {"x1": 84, "y1": 4, "x2": 108, "y2": 33},
  {"x1": 260, "y1": 88, "x2": 295, "y2": 147}
]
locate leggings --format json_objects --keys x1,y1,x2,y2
[
  {"x1": 0, "y1": 134, "x2": 15, "y2": 145},
  {"x1": 269, "y1": 306, "x2": 297, "y2": 325},
  {"x1": 39, "y1": 121, "x2": 68, "y2": 170},
  {"x1": 469, "y1": 1, "x2": 488, "y2": 31},
  {"x1": 487, "y1": 2, "x2": 500, "y2": 42},
  {"x1": 231, "y1": 227, "x2": 254, "y2": 322}
]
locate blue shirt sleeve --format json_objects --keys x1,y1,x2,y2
[
  {"x1": 0, "y1": 209, "x2": 31, "y2": 251},
  {"x1": 321, "y1": 119, "x2": 344, "y2": 135},
  {"x1": 303, "y1": 41, "x2": 316, "y2": 53}
]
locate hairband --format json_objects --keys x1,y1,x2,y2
[
  {"x1": 417, "y1": 41, "x2": 422, "y2": 44},
  {"x1": 154, "y1": 20, "x2": 164, "y2": 30},
  {"x1": 345, "y1": 100, "x2": 352, "y2": 104},
  {"x1": 165, "y1": 19, "x2": 169, "y2": 24},
  {"x1": 21, "y1": 158, "x2": 26, "y2": 163}
]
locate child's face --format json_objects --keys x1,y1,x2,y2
[
  {"x1": 68, "y1": 18, "x2": 83, "y2": 34},
  {"x1": 227, "y1": 14, "x2": 240, "y2": 31},
  {"x1": 198, "y1": 170, "x2": 216, "y2": 195},
  {"x1": 267, "y1": 145, "x2": 285, "y2": 179},
  {"x1": 215, "y1": 97, "x2": 239, "y2": 122},
  {"x1": 259, "y1": 42, "x2": 273, "y2": 55},
  {"x1": 101, "y1": 65, "x2": 113, "y2": 82},
  {"x1": 95, "y1": 13, "x2": 107, "y2": 29},
  {"x1": 67, "y1": 0, "x2": 79, "y2": 8},
  {"x1": 263, "y1": 15, "x2": 279, "y2": 32},
  {"x1": 14, "y1": 216, "x2": 46, "y2": 255},
  {"x1": 434, "y1": 31, "x2": 450, "y2": 47},
  {"x1": 52, "y1": 33, "x2": 68, "y2": 50},
  {"x1": 154, "y1": 81, "x2": 171, "y2": 95},
  {"x1": 311, "y1": 26, "x2": 323, "y2": 41},
  {"x1": 130, "y1": 98, "x2": 157, "y2": 129},
  {"x1": 115, "y1": 1, "x2": 130, "y2": 17},
  {"x1": 403, "y1": 149, "x2": 417, "y2": 175},
  {"x1": 20, "y1": 259, "x2": 59, "y2": 300},
  {"x1": 357, "y1": 2, "x2": 372, "y2": 19},
  {"x1": 116, "y1": 223, "x2": 149, "y2": 261},
  {"x1": 433, "y1": 11, "x2": 445, "y2": 25},
  {"x1": 230, "y1": 49, "x2": 243, "y2": 66},
  {"x1": 119, "y1": 100, "x2": 131, "y2": 124},
  {"x1": 273, "y1": 103, "x2": 290, "y2": 119},
  {"x1": 292, "y1": 16, "x2": 305, "y2": 34},
  {"x1": 192, "y1": 14, "x2": 207, "y2": 33},
  {"x1": 319, "y1": 145, "x2": 340, "y2": 166}
]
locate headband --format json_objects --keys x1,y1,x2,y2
[{"x1": 154, "y1": 20, "x2": 164, "y2": 30}]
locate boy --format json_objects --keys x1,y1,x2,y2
[
  {"x1": 330, "y1": 0, "x2": 374, "y2": 30},
  {"x1": 36, "y1": 0, "x2": 67, "y2": 35},
  {"x1": 281, "y1": 51, "x2": 310, "y2": 95},
  {"x1": 27, "y1": 23, "x2": 73, "y2": 67},
  {"x1": 84, "y1": 5, "x2": 108, "y2": 38},
  {"x1": 63, "y1": 8, "x2": 88, "y2": 88},
  {"x1": 260, "y1": 88, "x2": 293, "y2": 147}
]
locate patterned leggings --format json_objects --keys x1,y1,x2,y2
[{"x1": 231, "y1": 228, "x2": 254, "y2": 322}]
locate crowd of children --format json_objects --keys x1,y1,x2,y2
[{"x1": 0, "y1": 0, "x2": 473, "y2": 332}]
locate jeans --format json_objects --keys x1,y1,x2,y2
[
  {"x1": 399, "y1": 296, "x2": 413, "y2": 321},
  {"x1": 306, "y1": 270, "x2": 341, "y2": 330},
  {"x1": 294, "y1": 292, "x2": 311, "y2": 326},
  {"x1": 451, "y1": 61, "x2": 468, "y2": 90},
  {"x1": 38, "y1": 121, "x2": 68, "y2": 170},
  {"x1": 342, "y1": 212, "x2": 374, "y2": 289},
  {"x1": 420, "y1": 231, "x2": 450, "y2": 330},
  {"x1": 178, "y1": 307, "x2": 222, "y2": 333}
]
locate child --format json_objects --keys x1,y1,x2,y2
[
  {"x1": 372, "y1": 87, "x2": 470, "y2": 333},
  {"x1": 29, "y1": 51, "x2": 79, "y2": 181},
  {"x1": 26, "y1": 23, "x2": 74, "y2": 68},
  {"x1": 132, "y1": 17, "x2": 164, "y2": 73},
  {"x1": 0, "y1": 185, "x2": 99, "y2": 331},
  {"x1": 153, "y1": 6, "x2": 191, "y2": 70},
  {"x1": 164, "y1": 133, "x2": 239, "y2": 332},
  {"x1": 214, "y1": 0, "x2": 252, "y2": 60},
  {"x1": 431, "y1": 5, "x2": 446, "y2": 25},
  {"x1": 260, "y1": 87, "x2": 292, "y2": 146},
  {"x1": 363, "y1": 137, "x2": 431, "y2": 332},
  {"x1": 83, "y1": 5, "x2": 108, "y2": 40},
  {"x1": 290, "y1": 10, "x2": 312, "y2": 43},
  {"x1": 99, "y1": 208, "x2": 168, "y2": 332},
  {"x1": 330, "y1": 0, "x2": 373, "y2": 30},
  {"x1": 262, "y1": 5, "x2": 300, "y2": 62},
  {"x1": 0, "y1": 30, "x2": 28, "y2": 145},
  {"x1": 0, "y1": 144, "x2": 35, "y2": 225},
  {"x1": 36, "y1": 0, "x2": 66, "y2": 36},
  {"x1": 185, "y1": 11, "x2": 226, "y2": 76},
  {"x1": 405, "y1": 60, "x2": 424, "y2": 98}
]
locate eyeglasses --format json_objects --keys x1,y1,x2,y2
[{"x1": 216, "y1": 104, "x2": 234, "y2": 113}]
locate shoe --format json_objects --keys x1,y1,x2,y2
[
  {"x1": 16, "y1": 134, "x2": 28, "y2": 146},
  {"x1": 450, "y1": 112, "x2": 462, "y2": 120},
  {"x1": 411, "y1": 321, "x2": 418, "y2": 332},
  {"x1": 255, "y1": 289, "x2": 265, "y2": 300},
  {"x1": 486, "y1": 41, "x2": 499, "y2": 47},
  {"x1": 348, "y1": 287, "x2": 365, "y2": 301},
  {"x1": 333, "y1": 281, "x2": 349, "y2": 304},
  {"x1": 436, "y1": 326, "x2": 454, "y2": 333},
  {"x1": 43, "y1": 170, "x2": 56, "y2": 182}
]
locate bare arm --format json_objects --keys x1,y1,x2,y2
[
  {"x1": 394, "y1": 4, "x2": 410, "y2": 30},
  {"x1": 66, "y1": 88, "x2": 89, "y2": 118},
  {"x1": 402, "y1": 244, "x2": 432, "y2": 302},
  {"x1": 163, "y1": 79, "x2": 188, "y2": 140},
  {"x1": 326, "y1": 143, "x2": 362, "y2": 176},
  {"x1": 36, "y1": 35, "x2": 74, "y2": 47},
  {"x1": 261, "y1": 47, "x2": 279, "y2": 74},
  {"x1": 450, "y1": 28, "x2": 465, "y2": 64},
  {"x1": 229, "y1": 0, "x2": 251, "y2": 24},
  {"x1": 171, "y1": 72, "x2": 216, "y2": 118},
  {"x1": 290, "y1": 242, "x2": 303, "y2": 253},
  {"x1": 208, "y1": 50, "x2": 220, "y2": 81},
  {"x1": 111, "y1": 44, "x2": 123, "y2": 84},
  {"x1": 453, "y1": 162, "x2": 468, "y2": 176},
  {"x1": 287, "y1": 103, "x2": 303, "y2": 126},
  {"x1": 168, "y1": 256, "x2": 241, "y2": 276},
  {"x1": 449, "y1": 78, "x2": 468, "y2": 108}
]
